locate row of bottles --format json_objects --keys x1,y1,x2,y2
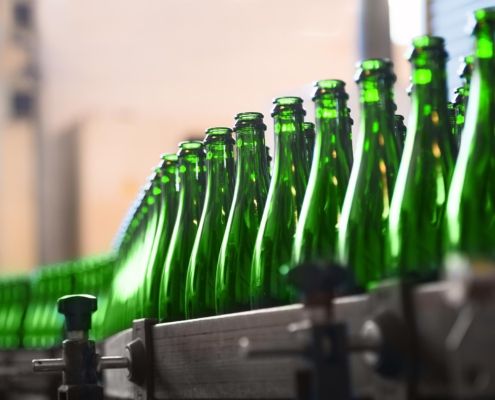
[
  {"x1": 101, "y1": 6, "x2": 495, "y2": 337},
  {"x1": 0, "y1": 254, "x2": 115, "y2": 349},
  {"x1": 0, "y1": 7, "x2": 493, "y2": 348}
]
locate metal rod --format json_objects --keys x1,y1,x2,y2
[
  {"x1": 32, "y1": 358, "x2": 65, "y2": 372},
  {"x1": 99, "y1": 356, "x2": 129, "y2": 370}
]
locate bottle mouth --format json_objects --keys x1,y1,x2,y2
[
  {"x1": 161, "y1": 153, "x2": 178, "y2": 163},
  {"x1": 178, "y1": 141, "x2": 206, "y2": 157},
  {"x1": 468, "y1": 8, "x2": 495, "y2": 32},
  {"x1": 394, "y1": 114, "x2": 404, "y2": 121},
  {"x1": 312, "y1": 79, "x2": 348, "y2": 100},
  {"x1": 234, "y1": 112, "x2": 267, "y2": 132},
  {"x1": 407, "y1": 35, "x2": 448, "y2": 60},
  {"x1": 235, "y1": 112, "x2": 264, "y2": 121},
  {"x1": 205, "y1": 127, "x2": 232, "y2": 135},
  {"x1": 271, "y1": 96, "x2": 306, "y2": 117},
  {"x1": 273, "y1": 96, "x2": 303, "y2": 106},
  {"x1": 354, "y1": 58, "x2": 396, "y2": 83}
]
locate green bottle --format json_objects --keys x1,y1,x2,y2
[
  {"x1": 342, "y1": 107, "x2": 354, "y2": 170},
  {"x1": 458, "y1": 55, "x2": 474, "y2": 105},
  {"x1": 453, "y1": 87, "x2": 466, "y2": 149},
  {"x1": 394, "y1": 114, "x2": 407, "y2": 150},
  {"x1": 265, "y1": 146, "x2": 273, "y2": 178},
  {"x1": 303, "y1": 122, "x2": 316, "y2": 168},
  {"x1": 0, "y1": 276, "x2": 28, "y2": 348},
  {"x1": 337, "y1": 59, "x2": 400, "y2": 292},
  {"x1": 445, "y1": 8, "x2": 495, "y2": 260},
  {"x1": 185, "y1": 128, "x2": 236, "y2": 319},
  {"x1": 141, "y1": 154, "x2": 179, "y2": 320},
  {"x1": 447, "y1": 102, "x2": 456, "y2": 144},
  {"x1": 251, "y1": 97, "x2": 308, "y2": 309},
  {"x1": 216, "y1": 113, "x2": 270, "y2": 315},
  {"x1": 387, "y1": 36, "x2": 455, "y2": 282},
  {"x1": 292, "y1": 80, "x2": 350, "y2": 266},
  {"x1": 159, "y1": 141, "x2": 206, "y2": 322}
]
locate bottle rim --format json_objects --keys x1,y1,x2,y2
[
  {"x1": 235, "y1": 112, "x2": 264, "y2": 121},
  {"x1": 271, "y1": 96, "x2": 306, "y2": 117},
  {"x1": 354, "y1": 58, "x2": 396, "y2": 83}
]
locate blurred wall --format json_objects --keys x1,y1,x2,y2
[{"x1": 36, "y1": 0, "x2": 362, "y2": 262}]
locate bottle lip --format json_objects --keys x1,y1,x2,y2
[
  {"x1": 233, "y1": 112, "x2": 267, "y2": 132},
  {"x1": 271, "y1": 96, "x2": 306, "y2": 117},
  {"x1": 312, "y1": 79, "x2": 348, "y2": 100},
  {"x1": 204, "y1": 127, "x2": 235, "y2": 145},
  {"x1": 177, "y1": 140, "x2": 206, "y2": 157},
  {"x1": 235, "y1": 112, "x2": 264, "y2": 121},
  {"x1": 468, "y1": 8, "x2": 495, "y2": 34},
  {"x1": 303, "y1": 122, "x2": 315, "y2": 129},
  {"x1": 406, "y1": 35, "x2": 448, "y2": 60},
  {"x1": 453, "y1": 87, "x2": 465, "y2": 104},
  {"x1": 394, "y1": 114, "x2": 404, "y2": 121},
  {"x1": 160, "y1": 153, "x2": 179, "y2": 162},
  {"x1": 354, "y1": 58, "x2": 396, "y2": 83}
]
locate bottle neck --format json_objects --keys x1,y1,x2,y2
[
  {"x1": 204, "y1": 140, "x2": 235, "y2": 200},
  {"x1": 272, "y1": 112, "x2": 307, "y2": 181},
  {"x1": 178, "y1": 153, "x2": 206, "y2": 199},
  {"x1": 314, "y1": 94, "x2": 348, "y2": 161},
  {"x1": 466, "y1": 22, "x2": 495, "y2": 139},
  {"x1": 358, "y1": 77, "x2": 396, "y2": 148},
  {"x1": 410, "y1": 55, "x2": 450, "y2": 140},
  {"x1": 235, "y1": 126, "x2": 269, "y2": 188}
]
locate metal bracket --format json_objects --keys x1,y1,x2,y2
[
  {"x1": 130, "y1": 318, "x2": 157, "y2": 400},
  {"x1": 366, "y1": 280, "x2": 418, "y2": 400}
]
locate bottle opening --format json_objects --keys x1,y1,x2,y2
[
  {"x1": 467, "y1": 8, "x2": 495, "y2": 34},
  {"x1": 412, "y1": 35, "x2": 445, "y2": 49},
  {"x1": 179, "y1": 141, "x2": 204, "y2": 150},
  {"x1": 315, "y1": 79, "x2": 345, "y2": 89},
  {"x1": 161, "y1": 153, "x2": 179, "y2": 162},
  {"x1": 355, "y1": 58, "x2": 396, "y2": 83},
  {"x1": 205, "y1": 127, "x2": 233, "y2": 135},
  {"x1": 360, "y1": 58, "x2": 393, "y2": 71},
  {"x1": 235, "y1": 112, "x2": 264, "y2": 121},
  {"x1": 273, "y1": 96, "x2": 303, "y2": 106}
]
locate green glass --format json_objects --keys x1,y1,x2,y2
[
  {"x1": 0, "y1": 276, "x2": 29, "y2": 349},
  {"x1": 265, "y1": 146, "x2": 273, "y2": 178},
  {"x1": 387, "y1": 36, "x2": 455, "y2": 282},
  {"x1": 105, "y1": 188, "x2": 147, "y2": 336},
  {"x1": 453, "y1": 87, "x2": 466, "y2": 149},
  {"x1": 185, "y1": 128, "x2": 235, "y2": 319},
  {"x1": 342, "y1": 107, "x2": 354, "y2": 170},
  {"x1": 458, "y1": 55, "x2": 474, "y2": 105},
  {"x1": 337, "y1": 59, "x2": 400, "y2": 292},
  {"x1": 445, "y1": 8, "x2": 495, "y2": 260},
  {"x1": 303, "y1": 122, "x2": 316, "y2": 168},
  {"x1": 447, "y1": 102, "x2": 456, "y2": 144},
  {"x1": 394, "y1": 114, "x2": 407, "y2": 150},
  {"x1": 292, "y1": 80, "x2": 350, "y2": 266},
  {"x1": 216, "y1": 113, "x2": 270, "y2": 315},
  {"x1": 140, "y1": 154, "x2": 179, "y2": 320},
  {"x1": 251, "y1": 97, "x2": 308, "y2": 308},
  {"x1": 159, "y1": 141, "x2": 206, "y2": 322}
]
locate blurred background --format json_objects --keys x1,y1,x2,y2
[{"x1": 0, "y1": 0, "x2": 483, "y2": 273}]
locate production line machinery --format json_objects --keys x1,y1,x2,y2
[{"x1": 1, "y1": 258, "x2": 494, "y2": 400}]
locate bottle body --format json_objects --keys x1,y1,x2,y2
[
  {"x1": 159, "y1": 142, "x2": 206, "y2": 322},
  {"x1": 251, "y1": 97, "x2": 308, "y2": 308},
  {"x1": 337, "y1": 59, "x2": 400, "y2": 292},
  {"x1": 216, "y1": 114, "x2": 269, "y2": 315},
  {"x1": 292, "y1": 80, "x2": 350, "y2": 266},
  {"x1": 186, "y1": 129, "x2": 235, "y2": 319},
  {"x1": 445, "y1": 9, "x2": 495, "y2": 260},
  {"x1": 387, "y1": 36, "x2": 455, "y2": 282}
]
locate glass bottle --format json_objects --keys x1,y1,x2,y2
[
  {"x1": 265, "y1": 146, "x2": 273, "y2": 178},
  {"x1": 453, "y1": 87, "x2": 466, "y2": 149},
  {"x1": 292, "y1": 80, "x2": 350, "y2": 266},
  {"x1": 159, "y1": 141, "x2": 206, "y2": 322},
  {"x1": 303, "y1": 122, "x2": 316, "y2": 168},
  {"x1": 458, "y1": 55, "x2": 474, "y2": 105},
  {"x1": 342, "y1": 107, "x2": 354, "y2": 170},
  {"x1": 141, "y1": 154, "x2": 179, "y2": 320},
  {"x1": 394, "y1": 114, "x2": 407, "y2": 150},
  {"x1": 445, "y1": 8, "x2": 495, "y2": 261},
  {"x1": 185, "y1": 128, "x2": 236, "y2": 319},
  {"x1": 216, "y1": 113, "x2": 269, "y2": 315},
  {"x1": 387, "y1": 36, "x2": 455, "y2": 282},
  {"x1": 251, "y1": 97, "x2": 308, "y2": 308},
  {"x1": 337, "y1": 59, "x2": 400, "y2": 292}
]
